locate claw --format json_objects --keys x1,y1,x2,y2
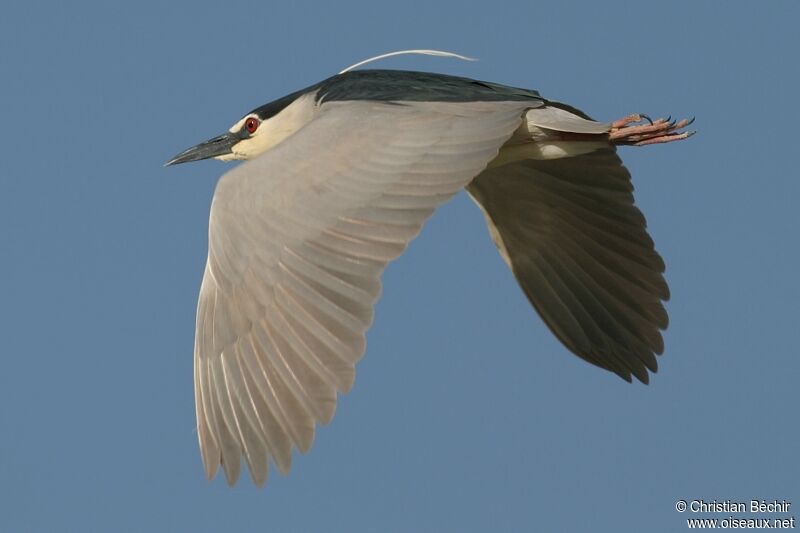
[
  {"x1": 632, "y1": 130, "x2": 696, "y2": 146},
  {"x1": 611, "y1": 112, "x2": 696, "y2": 146}
]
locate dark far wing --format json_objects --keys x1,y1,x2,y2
[{"x1": 467, "y1": 147, "x2": 669, "y2": 383}]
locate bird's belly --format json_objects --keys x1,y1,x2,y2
[{"x1": 489, "y1": 126, "x2": 609, "y2": 167}]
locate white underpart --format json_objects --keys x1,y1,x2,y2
[
  {"x1": 216, "y1": 92, "x2": 320, "y2": 161},
  {"x1": 339, "y1": 49, "x2": 476, "y2": 74},
  {"x1": 488, "y1": 107, "x2": 611, "y2": 167}
]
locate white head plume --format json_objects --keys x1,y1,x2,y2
[{"x1": 339, "y1": 49, "x2": 476, "y2": 74}]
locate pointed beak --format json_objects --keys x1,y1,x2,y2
[{"x1": 165, "y1": 132, "x2": 239, "y2": 166}]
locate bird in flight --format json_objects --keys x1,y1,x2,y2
[{"x1": 167, "y1": 50, "x2": 694, "y2": 486}]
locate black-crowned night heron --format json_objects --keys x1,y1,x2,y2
[{"x1": 167, "y1": 51, "x2": 694, "y2": 486}]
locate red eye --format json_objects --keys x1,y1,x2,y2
[{"x1": 245, "y1": 117, "x2": 260, "y2": 134}]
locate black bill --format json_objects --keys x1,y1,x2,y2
[{"x1": 165, "y1": 132, "x2": 238, "y2": 166}]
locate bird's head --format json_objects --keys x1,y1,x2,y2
[{"x1": 165, "y1": 91, "x2": 316, "y2": 166}]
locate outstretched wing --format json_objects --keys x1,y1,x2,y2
[
  {"x1": 195, "y1": 100, "x2": 531, "y2": 485},
  {"x1": 467, "y1": 146, "x2": 669, "y2": 384}
]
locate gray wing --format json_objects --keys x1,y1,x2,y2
[
  {"x1": 195, "y1": 100, "x2": 530, "y2": 485},
  {"x1": 467, "y1": 147, "x2": 669, "y2": 383}
]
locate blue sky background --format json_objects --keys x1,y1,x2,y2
[{"x1": 1, "y1": 1, "x2": 797, "y2": 532}]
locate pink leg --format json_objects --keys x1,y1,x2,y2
[{"x1": 610, "y1": 114, "x2": 695, "y2": 146}]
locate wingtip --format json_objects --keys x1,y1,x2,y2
[
  {"x1": 203, "y1": 455, "x2": 220, "y2": 482},
  {"x1": 617, "y1": 366, "x2": 653, "y2": 385},
  {"x1": 221, "y1": 459, "x2": 241, "y2": 486},
  {"x1": 251, "y1": 468, "x2": 268, "y2": 488}
]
